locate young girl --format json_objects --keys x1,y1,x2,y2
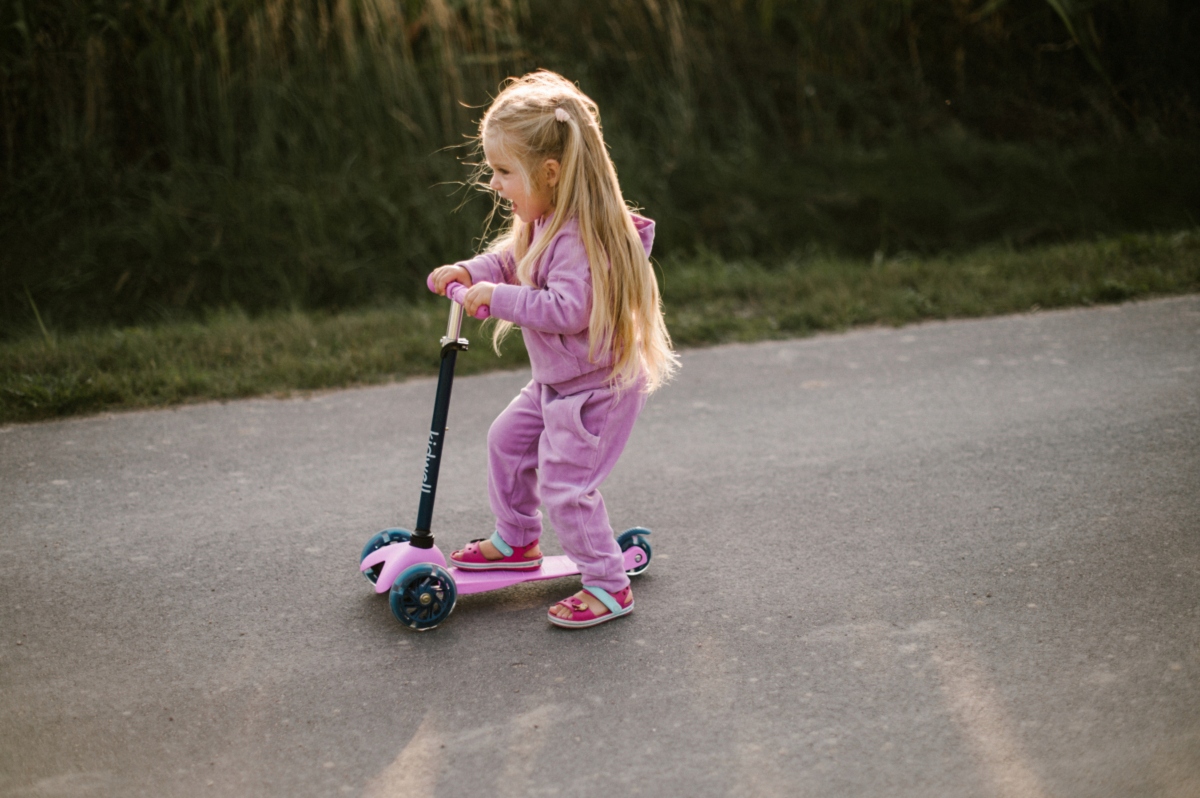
[{"x1": 428, "y1": 71, "x2": 677, "y2": 629}]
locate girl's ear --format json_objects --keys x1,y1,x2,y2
[{"x1": 543, "y1": 158, "x2": 561, "y2": 189}]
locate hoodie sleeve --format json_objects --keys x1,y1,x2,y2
[
  {"x1": 454, "y1": 250, "x2": 515, "y2": 286},
  {"x1": 488, "y1": 229, "x2": 592, "y2": 335}
]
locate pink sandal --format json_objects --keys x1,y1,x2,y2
[
  {"x1": 450, "y1": 531, "x2": 543, "y2": 571},
  {"x1": 547, "y1": 585, "x2": 633, "y2": 628}
]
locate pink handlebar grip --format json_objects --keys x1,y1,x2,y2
[{"x1": 427, "y1": 275, "x2": 490, "y2": 320}]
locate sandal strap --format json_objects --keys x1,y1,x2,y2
[
  {"x1": 489, "y1": 530, "x2": 514, "y2": 557},
  {"x1": 582, "y1": 586, "x2": 623, "y2": 616},
  {"x1": 551, "y1": 596, "x2": 589, "y2": 617}
]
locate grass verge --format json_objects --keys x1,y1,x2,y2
[{"x1": 3, "y1": 231, "x2": 1198, "y2": 425}]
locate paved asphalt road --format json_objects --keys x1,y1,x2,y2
[{"x1": 2, "y1": 297, "x2": 1198, "y2": 798}]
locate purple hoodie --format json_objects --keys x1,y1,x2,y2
[{"x1": 456, "y1": 214, "x2": 655, "y2": 393}]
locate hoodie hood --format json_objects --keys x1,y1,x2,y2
[{"x1": 631, "y1": 213, "x2": 655, "y2": 257}]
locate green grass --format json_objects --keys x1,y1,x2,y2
[
  {"x1": 0, "y1": 305, "x2": 527, "y2": 423},
  {"x1": 664, "y1": 230, "x2": 1200, "y2": 343},
  {"x1": 3, "y1": 230, "x2": 1198, "y2": 425}
]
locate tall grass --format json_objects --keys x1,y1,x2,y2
[
  {"x1": 2, "y1": 0, "x2": 1197, "y2": 339},
  {"x1": 3, "y1": 0, "x2": 499, "y2": 330}
]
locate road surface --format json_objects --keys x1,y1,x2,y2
[{"x1": 2, "y1": 296, "x2": 1198, "y2": 797}]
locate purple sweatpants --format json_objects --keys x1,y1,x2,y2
[{"x1": 488, "y1": 379, "x2": 647, "y2": 594}]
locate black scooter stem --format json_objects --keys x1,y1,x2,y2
[{"x1": 410, "y1": 341, "x2": 463, "y2": 549}]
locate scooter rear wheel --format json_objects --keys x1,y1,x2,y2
[
  {"x1": 390, "y1": 563, "x2": 457, "y2": 630},
  {"x1": 617, "y1": 527, "x2": 653, "y2": 576}
]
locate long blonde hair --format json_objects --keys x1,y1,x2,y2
[{"x1": 473, "y1": 71, "x2": 678, "y2": 393}]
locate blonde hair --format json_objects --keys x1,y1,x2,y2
[{"x1": 473, "y1": 71, "x2": 678, "y2": 393}]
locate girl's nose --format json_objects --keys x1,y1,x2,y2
[{"x1": 489, "y1": 173, "x2": 501, "y2": 192}]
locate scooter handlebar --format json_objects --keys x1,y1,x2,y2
[{"x1": 426, "y1": 275, "x2": 490, "y2": 320}]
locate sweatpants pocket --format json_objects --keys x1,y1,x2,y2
[{"x1": 565, "y1": 390, "x2": 608, "y2": 448}]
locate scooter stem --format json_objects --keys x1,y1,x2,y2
[
  {"x1": 409, "y1": 300, "x2": 470, "y2": 549},
  {"x1": 443, "y1": 300, "x2": 465, "y2": 345}
]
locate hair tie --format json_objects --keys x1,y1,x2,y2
[{"x1": 554, "y1": 107, "x2": 570, "y2": 123}]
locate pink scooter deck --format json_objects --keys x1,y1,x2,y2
[
  {"x1": 453, "y1": 547, "x2": 646, "y2": 594},
  {"x1": 362, "y1": 542, "x2": 647, "y2": 595},
  {"x1": 452, "y1": 554, "x2": 580, "y2": 595}
]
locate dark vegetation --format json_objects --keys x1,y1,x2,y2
[{"x1": 2, "y1": 0, "x2": 1198, "y2": 339}]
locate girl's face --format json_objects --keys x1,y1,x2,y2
[{"x1": 483, "y1": 132, "x2": 558, "y2": 224}]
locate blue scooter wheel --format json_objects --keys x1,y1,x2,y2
[
  {"x1": 390, "y1": 564, "x2": 457, "y2": 631},
  {"x1": 617, "y1": 527, "x2": 652, "y2": 576},
  {"x1": 360, "y1": 529, "x2": 412, "y2": 585}
]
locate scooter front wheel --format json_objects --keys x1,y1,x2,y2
[
  {"x1": 360, "y1": 529, "x2": 413, "y2": 585},
  {"x1": 390, "y1": 563, "x2": 457, "y2": 630}
]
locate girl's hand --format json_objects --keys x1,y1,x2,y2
[
  {"x1": 428, "y1": 265, "x2": 472, "y2": 296},
  {"x1": 463, "y1": 282, "x2": 495, "y2": 317}
]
